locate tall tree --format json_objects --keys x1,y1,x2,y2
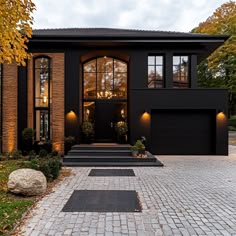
[
  {"x1": 0, "y1": 0, "x2": 36, "y2": 66},
  {"x1": 193, "y1": 1, "x2": 236, "y2": 115}
]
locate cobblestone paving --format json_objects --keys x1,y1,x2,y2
[{"x1": 19, "y1": 146, "x2": 236, "y2": 236}]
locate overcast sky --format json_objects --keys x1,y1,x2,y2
[{"x1": 33, "y1": 0, "x2": 228, "y2": 32}]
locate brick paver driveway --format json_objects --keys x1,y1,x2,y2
[{"x1": 19, "y1": 146, "x2": 236, "y2": 236}]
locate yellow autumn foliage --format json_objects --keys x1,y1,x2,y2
[{"x1": 0, "y1": 0, "x2": 36, "y2": 66}]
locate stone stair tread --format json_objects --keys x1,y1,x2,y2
[{"x1": 62, "y1": 161, "x2": 163, "y2": 167}]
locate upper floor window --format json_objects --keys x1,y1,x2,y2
[
  {"x1": 148, "y1": 56, "x2": 164, "y2": 88},
  {"x1": 173, "y1": 56, "x2": 189, "y2": 88},
  {"x1": 83, "y1": 57, "x2": 127, "y2": 99}
]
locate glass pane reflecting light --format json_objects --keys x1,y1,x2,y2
[{"x1": 83, "y1": 57, "x2": 127, "y2": 99}]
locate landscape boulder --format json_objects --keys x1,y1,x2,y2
[{"x1": 7, "y1": 168, "x2": 47, "y2": 196}]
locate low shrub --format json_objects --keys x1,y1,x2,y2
[
  {"x1": 6, "y1": 150, "x2": 23, "y2": 160},
  {"x1": 39, "y1": 149, "x2": 48, "y2": 158},
  {"x1": 21, "y1": 155, "x2": 62, "y2": 182},
  {"x1": 229, "y1": 125, "x2": 236, "y2": 131},
  {"x1": 228, "y1": 116, "x2": 236, "y2": 128},
  {"x1": 28, "y1": 150, "x2": 37, "y2": 160}
]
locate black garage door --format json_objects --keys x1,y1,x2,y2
[{"x1": 151, "y1": 110, "x2": 216, "y2": 155}]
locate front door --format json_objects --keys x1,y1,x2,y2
[{"x1": 95, "y1": 101, "x2": 115, "y2": 142}]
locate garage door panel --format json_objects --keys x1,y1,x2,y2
[{"x1": 151, "y1": 110, "x2": 215, "y2": 155}]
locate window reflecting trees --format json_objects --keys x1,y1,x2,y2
[
  {"x1": 148, "y1": 56, "x2": 164, "y2": 88},
  {"x1": 173, "y1": 56, "x2": 189, "y2": 88}
]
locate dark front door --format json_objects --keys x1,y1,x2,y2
[{"x1": 95, "y1": 101, "x2": 115, "y2": 142}]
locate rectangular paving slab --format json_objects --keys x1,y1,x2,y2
[
  {"x1": 88, "y1": 169, "x2": 135, "y2": 176},
  {"x1": 62, "y1": 190, "x2": 142, "y2": 212}
]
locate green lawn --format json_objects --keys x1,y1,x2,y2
[{"x1": 0, "y1": 160, "x2": 34, "y2": 235}]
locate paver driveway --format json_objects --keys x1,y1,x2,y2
[{"x1": 19, "y1": 146, "x2": 236, "y2": 236}]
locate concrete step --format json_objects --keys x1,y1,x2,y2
[
  {"x1": 67, "y1": 149, "x2": 131, "y2": 156},
  {"x1": 71, "y1": 144, "x2": 132, "y2": 151},
  {"x1": 62, "y1": 161, "x2": 163, "y2": 167},
  {"x1": 63, "y1": 155, "x2": 157, "y2": 163}
]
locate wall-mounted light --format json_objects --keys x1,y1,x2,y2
[
  {"x1": 121, "y1": 109, "x2": 124, "y2": 115},
  {"x1": 66, "y1": 109, "x2": 77, "y2": 121},
  {"x1": 141, "y1": 110, "x2": 151, "y2": 122},
  {"x1": 86, "y1": 109, "x2": 90, "y2": 115}
]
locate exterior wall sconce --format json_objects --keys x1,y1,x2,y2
[
  {"x1": 141, "y1": 110, "x2": 151, "y2": 121},
  {"x1": 66, "y1": 109, "x2": 77, "y2": 121},
  {"x1": 86, "y1": 109, "x2": 90, "y2": 115}
]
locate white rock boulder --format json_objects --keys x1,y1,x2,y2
[{"x1": 8, "y1": 168, "x2": 47, "y2": 196}]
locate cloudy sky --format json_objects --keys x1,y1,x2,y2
[{"x1": 33, "y1": 0, "x2": 227, "y2": 32}]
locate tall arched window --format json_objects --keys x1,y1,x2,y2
[
  {"x1": 83, "y1": 57, "x2": 128, "y2": 123},
  {"x1": 34, "y1": 57, "x2": 51, "y2": 141}
]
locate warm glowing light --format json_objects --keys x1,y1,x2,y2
[
  {"x1": 141, "y1": 112, "x2": 151, "y2": 121},
  {"x1": 121, "y1": 109, "x2": 124, "y2": 115},
  {"x1": 86, "y1": 109, "x2": 90, "y2": 115},
  {"x1": 53, "y1": 142, "x2": 63, "y2": 154},
  {"x1": 66, "y1": 110, "x2": 77, "y2": 121},
  {"x1": 43, "y1": 95, "x2": 47, "y2": 104},
  {"x1": 217, "y1": 112, "x2": 226, "y2": 121}
]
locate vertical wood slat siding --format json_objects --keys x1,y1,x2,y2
[{"x1": 2, "y1": 63, "x2": 18, "y2": 152}]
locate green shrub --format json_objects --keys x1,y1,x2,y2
[
  {"x1": 50, "y1": 150, "x2": 59, "y2": 157},
  {"x1": 22, "y1": 128, "x2": 34, "y2": 140},
  {"x1": 21, "y1": 158, "x2": 40, "y2": 170},
  {"x1": 39, "y1": 149, "x2": 48, "y2": 158},
  {"x1": 228, "y1": 116, "x2": 236, "y2": 128},
  {"x1": 28, "y1": 150, "x2": 37, "y2": 160},
  {"x1": 39, "y1": 159, "x2": 52, "y2": 180},
  {"x1": 6, "y1": 150, "x2": 22, "y2": 160},
  {"x1": 21, "y1": 156, "x2": 61, "y2": 182},
  {"x1": 229, "y1": 126, "x2": 236, "y2": 131},
  {"x1": 48, "y1": 158, "x2": 61, "y2": 179},
  {"x1": 81, "y1": 121, "x2": 94, "y2": 136}
]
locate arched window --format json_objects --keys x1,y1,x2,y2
[
  {"x1": 83, "y1": 57, "x2": 127, "y2": 99},
  {"x1": 34, "y1": 57, "x2": 51, "y2": 141}
]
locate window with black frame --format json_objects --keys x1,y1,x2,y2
[
  {"x1": 148, "y1": 56, "x2": 164, "y2": 88},
  {"x1": 34, "y1": 57, "x2": 51, "y2": 141},
  {"x1": 173, "y1": 56, "x2": 189, "y2": 88}
]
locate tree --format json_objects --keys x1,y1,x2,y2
[
  {"x1": 0, "y1": 0, "x2": 36, "y2": 66},
  {"x1": 192, "y1": 1, "x2": 236, "y2": 115}
]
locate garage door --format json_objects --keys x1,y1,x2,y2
[{"x1": 151, "y1": 110, "x2": 215, "y2": 155}]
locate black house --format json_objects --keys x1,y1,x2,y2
[{"x1": 1, "y1": 28, "x2": 228, "y2": 155}]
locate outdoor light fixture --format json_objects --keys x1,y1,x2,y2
[{"x1": 86, "y1": 109, "x2": 90, "y2": 115}]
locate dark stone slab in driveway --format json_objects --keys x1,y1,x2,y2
[
  {"x1": 88, "y1": 169, "x2": 135, "y2": 176},
  {"x1": 62, "y1": 190, "x2": 142, "y2": 212}
]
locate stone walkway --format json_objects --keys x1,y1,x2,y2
[{"x1": 19, "y1": 146, "x2": 236, "y2": 236}]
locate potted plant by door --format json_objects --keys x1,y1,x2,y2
[
  {"x1": 81, "y1": 121, "x2": 94, "y2": 144},
  {"x1": 115, "y1": 121, "x2": 128, "y2": 143},
  {"x1": 134, "y1": 140, "x2": 146, "y2": 157},
  {"x1": 130, "y1": 145, "x2": 139, "y2": 157}
]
